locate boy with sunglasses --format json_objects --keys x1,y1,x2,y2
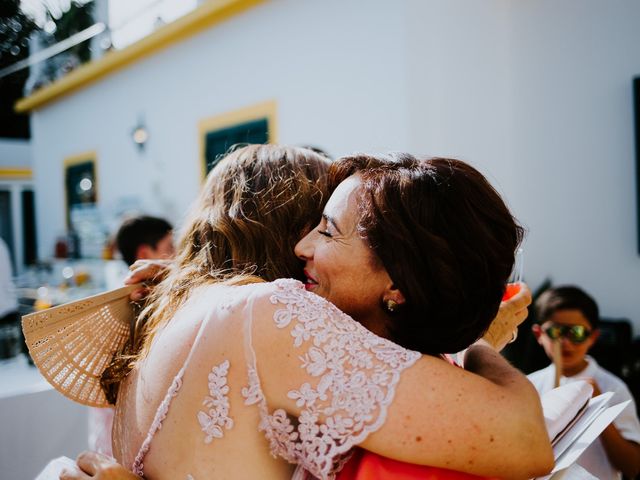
[{"x1": 528, "y1": 286, "x2": 640, "y2": 479}]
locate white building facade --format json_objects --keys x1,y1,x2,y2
[{"x1": 19, "y1": 0, "x2": 640, "y2": 332}]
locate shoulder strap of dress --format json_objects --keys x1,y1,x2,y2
[{"x1": 130, "y1": 303, "x2": 218, "y2": 476}]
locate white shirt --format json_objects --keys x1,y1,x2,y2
[
  {"x1": 0, "y1": 238, "x2": 18, "y2": 318},
  {"x1": 528, "y1": 356, "x2": 640, "y2": 480}
]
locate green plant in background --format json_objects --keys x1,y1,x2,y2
[
  {"x1": 0, "y1": 0, "x2": 95, "y2": 138},
  {"x1": 46, "y1": 0, "x2": 93, "y2": 62},
  {"x1": 0, "y1": 0, "x2": 39, "y2": 138},
  {"x1": 36, "y1": 0, "x2": 94, "y2": 88}
]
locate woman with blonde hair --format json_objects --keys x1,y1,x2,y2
[{"x1": 65, "y1": 145, "x2": 552, "y2": 480}]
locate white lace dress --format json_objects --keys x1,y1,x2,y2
[{"x1": 121, "y1": 279, "x2": 421, "y2": 480}]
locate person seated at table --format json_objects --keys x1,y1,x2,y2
[
  {"x1": 115, "y1": 216, "x2": 175, "y2": 267},
  {"x1": 529, "y1": 285, "x2": 640, "y2": 479}
]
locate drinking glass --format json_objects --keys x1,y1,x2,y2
[{"x1": 503, "y1": 247, "x2": 524, "y2": 301}]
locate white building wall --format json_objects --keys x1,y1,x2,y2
[
  {"x1": 30, "y1": 0, "x2": 410, "y2": 259},
  {"x1": 404, "y1": 0, "x2": 512, "y2": 178},
  {"x1": 29, "y1": 0, "x2": 640, "y2": 331},
  {"x1": 508, "y1": 0, "x2": 640, "y2": 328},
  {"x1": 0, "y1": 139, "x2": 32, "y2": 168}
]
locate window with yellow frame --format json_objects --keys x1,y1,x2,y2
[
  {"x1": 64, "y1": 152, "x2": 98, "y2": 228},
  {"x1": 199, "y1": 101, "x2": 277, "y2": 180}
]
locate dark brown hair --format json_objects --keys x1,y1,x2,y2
[
  {"x1": 329, "y1": 153, "x2": 524, "y2": 354},
  {"x1": 535, "y1": 286, "x2": 600, "y2": 328},
  {"x1": 115, "y1": 215, "x2": 173, "y2": 266},
  {"x1": 101, "y1": 145, "x2": 330, "y2": 403}
]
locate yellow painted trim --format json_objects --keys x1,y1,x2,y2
[
  {"x1": 15, "y1": 0, "x2": 266, "y2": 113},
  {"x1": 63, "y1": 151, "x2": 98, "y2": 227},
  {"x1": 198, "y1": 100, "x2": 278, "y2": 181},
  {"x1": 0, "y1": 168, "x2": 32, "y2": 179}
]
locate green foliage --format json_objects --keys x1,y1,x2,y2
[
  {"x1": 0, "y1": 0, "x2": 38, "y2": 72},
  {"x1": 0, "y1": 0, "x2": 39, "y2": 138},
  {"x1": 47, "y1": 1, "x2": 94, "y2": 63}
]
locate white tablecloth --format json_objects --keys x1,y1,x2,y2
[{"x1": 0, "y1": 355, "x2": 89, "y2": 480}]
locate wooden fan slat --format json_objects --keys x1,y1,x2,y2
[{"x1": 21, "y1": 285, "x2": 138, "y2": 407}]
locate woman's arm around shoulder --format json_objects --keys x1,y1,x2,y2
[
  {"x1": 245, "y1": 279, "x2": 421, "y2": 477},
  {"x1": 247, "y1": 280, "x2": 552, "y2": 479},
  {"x1": 252, "y1": 281, "x2": 553, "y2": 479},
  {"x1": 362, "y1": 339, "x2": 553, "y2": 480}
]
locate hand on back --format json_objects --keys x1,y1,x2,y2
[
  {"x1": 124, "y1": 259, "x2": 172, "y2": 301},
  {"x1": 60, "y1": 451, "x2": 141, "y2": 480}
]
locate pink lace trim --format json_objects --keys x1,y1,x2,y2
[
  {"x1": 129, "y1": 299, "x2": 221, "y2": 477},
  {"x1": 131, "y1": 370, "x2": 185, "y2": 476},
  {"x1": 197, "y1": 360, "x2": 234, "y2": 443},
  {"x1": 243, "y1": 279, "x2": 421, "y2": 480}
]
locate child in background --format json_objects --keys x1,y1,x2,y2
[{"x1": 529, "y1": 286, "x2": 640, "y2": 479}]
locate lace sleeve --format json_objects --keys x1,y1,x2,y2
[{"x1": 243, "y1": 279, "x2": 421, "y2": 479}]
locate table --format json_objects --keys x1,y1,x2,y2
[{"x1": 0, "y1": 355, "x2": 89, "y2": 479}]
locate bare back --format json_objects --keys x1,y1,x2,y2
[
  {"x1": 113, "y1": 280, "x2": 420, "y2": 479},
  {"x1": 112, "y1": 279, "x2": 551, "y2": 480},
  {"x1": 113, "y1": 283, "x2": 292, "y2": 479}
]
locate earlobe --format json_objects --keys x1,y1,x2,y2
[
  {"x1": 532, "y1": 324, "x2": 542, "y2": 341},
  {"x1": 385, "y1": 283, "x2": 406, "y2": 306},
  {"x1": 587, "y1": 329, "x2": 600, "y2": 348}
]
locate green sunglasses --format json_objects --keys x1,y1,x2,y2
[{"x1": 543, "y1": 324, "x2": 592, "y2": 344}]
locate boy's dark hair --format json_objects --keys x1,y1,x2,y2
[
  {"x1": 535, "y1": 286, "x2": 600, "y2": 329},
  {"x1": 115, "y1": 216, "x2": 173, "y2": 266}
]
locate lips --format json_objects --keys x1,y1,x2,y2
[{"x1": 303, "y1": 269, "x2": 318, "y2": 291}]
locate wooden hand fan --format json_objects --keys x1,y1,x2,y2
[{"x1": 21, "y1": 285, "x2": 138, "y2": 407}]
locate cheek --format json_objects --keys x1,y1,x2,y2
[{"x1": 575, "y1": 343, "x2": 591, "y2": 355}]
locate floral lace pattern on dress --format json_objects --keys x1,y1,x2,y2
[
  {"x1": 198, "y1": 359, "x2": 234, "y2": 443},
  {"x1": 243, "y1": 279, "x2": 421, "y2": 480}
]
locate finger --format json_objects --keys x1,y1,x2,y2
[
  {"x1": 128, "y1": 260, "x2": 150, "y2": 271},
  {"x1": 501, "y1": 285, "x2": 531, "y2": 316},
  {"x1": 130, "y1": 287, "x2": 149, "y2": 302},
  {"x1": 514, "y1": 307, "x2": 529, "y2": 324},
  {"x1": 125, "y1": 266, "x2": 158, "y2": 284},
  {"x1": 60, "y1": 466, "x2": 89, "y2": 480},
  {"x1": 516, "y1": 282, "x2": 532, "y2": 304},
  {"x1": 76, "y1": 451, "x2": 109, "y2": 475}
]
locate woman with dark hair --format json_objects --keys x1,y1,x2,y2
[
  {"x1": 306, "y1": 154, "x2": 523, "y2": 354},
  {"x1": 62, "y1": 147, "x2": 552, "y2": 480}
]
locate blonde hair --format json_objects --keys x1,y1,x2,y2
[{"x1": 101, "y1": 145, "x2": 331, "y2": 403}]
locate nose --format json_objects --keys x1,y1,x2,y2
[
  {"x1": 560, "y1": 336, "x2": 573, "y2": 348},
  {"x1": 294, "y1": 229, "x2": 315, "y2": 261}
]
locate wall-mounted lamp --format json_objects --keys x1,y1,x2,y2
[{"x1": 131, "y1": 118, "x2": 149, "y2": 151}]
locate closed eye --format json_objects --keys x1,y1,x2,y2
[{"x1": 318, "y1": 229, "x2": 332, "y2": 238}]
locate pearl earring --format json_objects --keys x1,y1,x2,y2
[{"x1": 386, "y1": 299, "x2": 398, "y2": 313}]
